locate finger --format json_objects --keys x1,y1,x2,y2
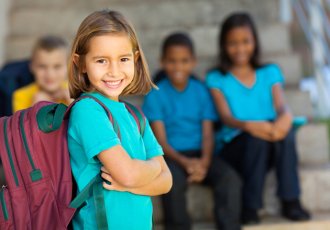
[
  {"x1": 101, "y1": 167, "x2": 110, "y2": 174},
  {"x1": 102, "y1": 182, "x2": 114, "y2": 190},
  {"x1": 101, "y1": 172, "x2": 113, "y2": 183}
]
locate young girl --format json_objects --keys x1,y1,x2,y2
[
  {"x1": 206, "y1": 13, "x2": 310, "y2": 224},
  {"x1": 67, "y1": 10, "x2": 172, "y2": 230},
  {"x1": 143, "y1": 33, "x2": 242, "y2": 230}
]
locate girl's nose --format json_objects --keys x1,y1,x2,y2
[{"x1": 107, "y1": 62, "x2": 120, "y2": 77}]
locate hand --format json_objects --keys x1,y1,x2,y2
[
  {"x1": 101, "y1": 166, "x2": 128, "y2": 192},
  {"x1": 271, "y1": 113, "x2": 292, "y2": 141},
  {"x1": 244, "y1": 121, "x2": 274, "y2": 141},
  {"x1": 186, "y1": 158, "x2": 209, "y2": 183},
  {"x1": 187, "y1": 162, "x2": 208, "y2": 183},
  {"x1": 178, "y1": 156, "x2": 199, "y2": 175}
]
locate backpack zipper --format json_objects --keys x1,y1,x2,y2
[
  {"x1": 19, "y1": 111, "x2": 42, "y2": 182},
  {"x1": 0, "y1": 185, "x2": 8, "y2": 221},
  {"x1": 3, "y1": 118, "x2": 19, "y2": 187}
]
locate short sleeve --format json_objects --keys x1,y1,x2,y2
[
  {"x1": 142, "y1": 119, "x2": 164, "y2": 159},
  {"x1": 142, "y1": 90, "x2": 164, "y2": 121},
  {"x1": 200, "y1": 85, "x2": 218, "y2": 121},
  {"x1": 205, "y1": 70, "x2": 223, "y2": 92},
  {"x1": 12, "y1": 90, "x2": 27, "y2": 113},
  {"x1": 12, "y1": 86, "x2": 32, "y2": 113},
  {"x1": 268, "y1": 64, "x2": 285, "y2": 86},
  {"x1": 68, "y1": 99, "x2": 121, "y2": 163}
]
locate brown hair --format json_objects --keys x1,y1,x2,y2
[
  {"x1": 69, "y1": 9, "x2": 156, "y2": 99},
  {"x1": 32, "y1": 35, "x2": 67, "y2": 57}
]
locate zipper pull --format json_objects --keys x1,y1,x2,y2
[{"x1": 1, "y1": 185, "x2": 7, "y2": 191}]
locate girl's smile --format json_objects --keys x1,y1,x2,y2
[{"x1": 103, "y1": 79, "x2": 124, "y2": 89}]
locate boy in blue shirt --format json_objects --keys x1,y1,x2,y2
[{"x1": 143, "y1": 33, "x2": 241, "y2": 230}]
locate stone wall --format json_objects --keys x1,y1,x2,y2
[
  {"x1": 5, "y1": 0, "x2": 280, "y2": 76},
  {"x1": 0, "y1": 0, "x2": 12, "y2": 67}
]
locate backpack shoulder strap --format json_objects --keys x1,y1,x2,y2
[
  {"x1": 37, "y1": 103, "x2": 67, "y2": 133},
  {"x1": 123, "y1": 101, "x2": 146, "y2": 136},
  {"x1": 65, "y1": 95, "x2": 121, "y2": 139}
]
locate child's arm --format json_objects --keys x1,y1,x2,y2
[
  {"x1": 98, "y1": 145, "x2": 161, "y2": 188},
  {"x1": 210, "y1": 89, "x2": 274, "y2": 141},
  {"x1": 201, "y1": 120, "x2": 214, "y2": 167},
  {"x1": 271, "y1": 84, "x2": 293, "y2": 140},
  {"x1": 102, "y1": 155, "x2": 172, "y2": 196},
  {"x1": 150, "y1": 121, "x2": 198, "y2": 174}
]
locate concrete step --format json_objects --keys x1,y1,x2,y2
[
  {"x1": 155, "y1": 212, "x2": 330, "y2": 230},
  {"x1": 296, "y1": 123, "x2": 329, "y2": 165},
  {"x1": 260, "y1": 24, "x2": 292, "y2": 54},
  {"x1": 264, "y1": 164, "x2": 330, "y2": 215},
  {"x1": 285, "y1": 89, "x2": 314, "y2": 117},
  {"x1": 153, "y1": 164, "x2": 330, "y2": 223},
  {"x1": 244, "y1": 212, "x2": 330, "y2": 230},
  {"x1": 11, "y1": 0, "x2": 279, "y2": 35},
  {"x1": 263, "y1": 53, "x2": 303, "y2": 86}
]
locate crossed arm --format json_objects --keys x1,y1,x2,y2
[{"x1": 98, "y1": 144, "x2": 172, "y2": 196}]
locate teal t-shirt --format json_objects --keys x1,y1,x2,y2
[
  {"x1": 142, "y1": 78, "x2": 218, "y2": 152},
  {"x1": 67, "y1": 92, "x2": 163, "y2": 230},
  {"x1": 205, "y1": 64, "x2": 285, "y2": 151}
]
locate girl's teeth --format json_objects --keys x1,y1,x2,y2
[{"x1": 105, "y1": 80, "x2": 121, "y2": 86}]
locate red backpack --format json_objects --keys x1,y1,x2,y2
[{"x1": 0, "y1": 95, "x2": 146, "y2": 230}]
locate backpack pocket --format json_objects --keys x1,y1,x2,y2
[
  {"x1": 0, "y1": 186, "x2": 14, "y2": 229},
  {"x1": 27, "y1": 179, "x2": 65, "y2": 230}
]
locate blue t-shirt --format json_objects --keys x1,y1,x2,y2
[
  {"x1": 142, "y1": 78, "x2": 218, "y2": 152},
  {"x1": 206, "y1": 64, "x2": 285, "y2": 149},
  {"x1": 68, "y1": 92, "x2": 163, "y2": 230}
]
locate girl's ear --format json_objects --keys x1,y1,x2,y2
[
  {"x1": 134, "y1": 50, "x2": 140, "y2": 63},
  {"x1": 73, "y1": 54, "x2": 86, "y2": 73}
]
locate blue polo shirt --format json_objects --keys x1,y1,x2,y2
[
  {"x1": 68, "y1": 92, "x2": 163, "y2": 230},
  {"x1": 142, "y1": 78, "x2": 218, "y2": 152},
  {"x1": 206, "y1": 64, "x2": 285, "y2": 150}
]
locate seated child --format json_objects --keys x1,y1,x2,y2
[
  {"x1": 143, "y1": 33, "x2": 242, "y2": 230},
  {"x1": 12, "y1": 35, "x2": 71, "y2": 112},
  {"x1": 206, "y1": 13, "x2": 310, "y2": 224}
]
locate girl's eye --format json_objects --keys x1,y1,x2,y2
[
  {"x1": 121, "y1": 58, "x2": 130, "y2": 62},
  {"x1": 96, "y1": 59, "x2": 107, "y2": 64}
]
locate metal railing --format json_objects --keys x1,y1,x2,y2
[{"x1": 280, "y1": 0, "x2": 330, "y2": 118}]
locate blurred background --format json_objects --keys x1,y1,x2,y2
[{"x1": 1, "y1": 0, "x2": 330, "y2": 229}]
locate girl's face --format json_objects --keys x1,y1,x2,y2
[
  {"x1": 161, "y1": 45, "x2": 196, "y2": 87},
  {"x1": 225, "y1": 26, "x2": 255, "y2": 67},
  {"x1": 79, "y1": 33, "x2": 136, "y2": 101}
]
